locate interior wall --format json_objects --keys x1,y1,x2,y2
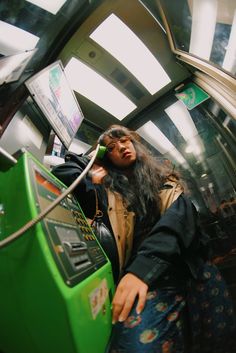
[{"x1": 0, "y1": 97, "x2": 51, "y2": 162}]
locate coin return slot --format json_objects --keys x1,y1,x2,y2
[{"x1": 63, "y1": 241, "x2": 87, "y2": 255}]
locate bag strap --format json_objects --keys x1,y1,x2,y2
[{"x1": 91, "y1": 188, "x2": 103, "y2": 225}]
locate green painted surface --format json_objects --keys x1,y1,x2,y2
[
  {"x1": 0, "y1": 152, "x2": 114, "y2": 353},
  {"x1": 176, "y1": 82, "x2": 210, "y2": 110}
]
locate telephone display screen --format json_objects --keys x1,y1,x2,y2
[{"x1": 35, "y1": 170, "x2": 61, "y2": 196}]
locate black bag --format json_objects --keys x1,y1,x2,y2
[
  {"x1": 90, "y1": 188, "x2": 119, "y2": 280},
  {"x1": 91, "y1": 212, "x2": 117, "y2": 257}
]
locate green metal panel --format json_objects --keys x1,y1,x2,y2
[{"x1": 0, "y1": 152, "x2": 115, "y2": 353}]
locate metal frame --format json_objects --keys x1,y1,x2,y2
[{"x1": 156, "y1": 0, "x2": 236, "y2": 119}]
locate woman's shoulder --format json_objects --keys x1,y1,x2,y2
[
  {"x1": 52, "y1": 153, "x2": 90, "y2": 175},
  {"x1": 159, "y1": 176, "x2": 184, "y2": 214},
  {"x1": 64, "y1": 152, "x2": 90, "y2": 167}
]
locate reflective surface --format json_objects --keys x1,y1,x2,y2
[
  {"x1": 154, "y1": 0, "x2": 236, "y2": 76},
  {"x1": 133, "y1": 90, "x2": 236, "y2": 265},
  {"x1": 0, "y1": 0, "x2": 91, "y2": 60},
  {"x1": 0, "y1": 0, "x2": 235, "y2": 315}
]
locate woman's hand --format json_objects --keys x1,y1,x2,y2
[
  {"x1": 90, "y1": 164, "x2": 107, "y2": 184},
  {"x1": 88, "y1": 150, "x2": 107, "y2": 183},
  {"x1": 112, "y1": 273, "x2": 148, "y2": 324}
]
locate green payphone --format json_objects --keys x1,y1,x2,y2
[{"x1": 0, "y1": 152, "x2": 115, "y2": 353}]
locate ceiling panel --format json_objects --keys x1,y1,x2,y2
[{"x1": 58, "y1": 0, "x2": 191, "y2": 130}]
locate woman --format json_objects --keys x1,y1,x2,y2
[{"x1": 52, "y1": 125, "x2": 235, "y2": 353}]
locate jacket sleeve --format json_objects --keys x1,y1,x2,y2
[
  {"x1": 51, "y1": 155, "x2": 97, "y2": 218},
  {"x1": 126, "y1": 195, "x2": 204, "y2": 285}
]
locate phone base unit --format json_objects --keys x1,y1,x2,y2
[{"x1": 0, "y1": 152, "x2": 115, "y2": 353}]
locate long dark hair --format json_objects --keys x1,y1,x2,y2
[{"x1": 98, "y1": 125, "x2": 169, "y2": 225}]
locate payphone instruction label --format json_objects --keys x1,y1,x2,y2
[{"x1": 89, "y1": 279, "x2": 109, "y2": 319}]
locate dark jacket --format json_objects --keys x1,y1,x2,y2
[
  {"x1": 126, "y1": 195, "x2": 209, "y2": 287},
  {"x1": 52, "y1": 153, "x2": 210, "y2": 287}
]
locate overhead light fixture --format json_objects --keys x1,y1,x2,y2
[
  {"x1": 165, "y1": 100, "x2": 204, "y2": 156},
  {"x1": 0, "y1": 49, "x2": 37, "y2": 85},
  {"x1": 68, "y1": 138, "x2": 91, "y2": 155},
  {"x1": 65, "y1": 57, "x2": 137, "y2": 120},
  {"x1": 136, "y1": 121, "x2": 189, "y2": 166},
  {"x1": 189, "y1": 0, "x2": 217, "y2": 60},
  {"x1": 222, "y1": 116, "x2": 231, "y2": 128},
  {"x1": 222, "y1": 9, "x2": 236, "y2": 74},
  {"x1": 0, "y1": 21, "x2": 39, "y2": 56},
  {"x1": 26, "y1": 0, "x2": 67, "y2": 15},
  {"x1": 90, "y1": 13, "x2": 171, "y2": 95},
  {"x1": 185, "y1": 145, "x2": 194, "y2": 154}
]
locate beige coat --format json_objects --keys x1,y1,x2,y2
[
  {"x1": 107, "y1": 189, "x2": 135, "y2": 274},
  {"x1": 105, "y1": 179, "x2": 183, "y2": 274}
]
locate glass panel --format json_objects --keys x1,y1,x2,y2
[
  {"x1": 0, "y1": 0, "x2": 90, "y2": 69},
  {"x1": 142, "y1": 0, "x2": 236, "y2": 76},
  {"x1": 135, "y1": 85, "x2": 236, "y2": 265},
  {"x1": 0, "y1": 0, "x2": 96, "y2": 125}
]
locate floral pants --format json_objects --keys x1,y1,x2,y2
[
  {"x1": 109, "y1": 262, "x2": 236, "y2": 353},
  {"x1": 109, "y1": 286, "x2": 187, "y2": 353},
  {"x1": 187, "y1": 261, "x2": 236, "y2": 353}
]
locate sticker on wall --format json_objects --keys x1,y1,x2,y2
[
  {"x1": 89, "y1": 279, "x2": 109, "y2": 320},
  {"x1": 175, "y1": 82, "x2": 210, "y2": 110}
]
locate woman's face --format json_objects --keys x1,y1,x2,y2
[{"x1": 103, "y1": 134, "x2": 137, "y2": 169}]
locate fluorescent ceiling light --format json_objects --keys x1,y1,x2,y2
[
  {"x1": 165, "y1": 100, "x2": 204, "y2": 156},
  {"x1": 136, "y1": 120, "x2": 188, "y2": 166},
  {"x1": 90, "y1": 14, "x2": 171, "y2": 95},
  {"x1": 26, "y1": 0, "x2": 66, "y2": 15},
  {"x1": 222, "y1": 9, "x2": 236, "y2": 75},
  {"x1": 68, "y1": 138, "x2": 91, "y2": 155},
  {"x1": 222, "y1": 116, "x2": 231, "y2": 128},
  {"x1": 0, "y1": 21, "x2": 39, "y2": 56},
  {"x1": 43, "y1": 155, "x2": 64, "y2": 168},
  {"x1": 189, "y1": 0, "x2": 217, "y2": 60},
  {"x1": 65, "y1": 57, "x2": 137, "y2": 120},
  {"x1": 0, "y1": 50, "x2": 36, "y2": 85}
]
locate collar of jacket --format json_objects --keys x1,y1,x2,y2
[
  {"x1": 106, "y1": 189, "x2": 135, "y2": 275},
  {"x1": 159, "y1": 180, "x2": 184, "y2": 215}
]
